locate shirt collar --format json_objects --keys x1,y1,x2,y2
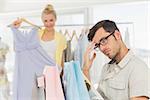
[
  {"x1": 117, "y1": 50, "x2": 135, "y2": 69},
  {"x1": 103, "y1": 50, "x2": 135, "y2": 80}
]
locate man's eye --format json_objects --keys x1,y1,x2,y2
[
  {"x1": 50, "y1": 19, "x2": 53, "y2": 21},
  {"x1": 101, "y1": 39, "x2": 107, "y2": 44}
]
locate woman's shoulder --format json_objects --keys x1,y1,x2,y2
[
  {"x1": 55, "y1": 31, "x2": 65, "y2": 39},
  {"x1": 55, "y1": 31, "x2": 67, "y2": 47},
  {"x1": 38, "y1": 28, "x2": 45, "y2": 34},
  {"x1": 38, "y1": 28, "x2": 45, "y2": 38}
]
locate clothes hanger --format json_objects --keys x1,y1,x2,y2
[
  {"x1": 20, "y1": 18, "x2": 41, "y2": 29},
  {"x1": 84, "y1": 27, "x2": 89, "y2": 35},
  {"x1": 74, "y1": 30, "x2": 79, "y2": 41},
  {"x1": 70, "y1": 30, "x2": 78, "y2": 41},
  {"x1": 64, "y1": 29, "x2": 71, "y2": 39},
  {"x1": 79, "y1": 28, "x2": 85, "y2": 39}
]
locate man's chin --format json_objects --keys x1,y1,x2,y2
[{"x1": 107, "y1": 54, "x2": 113, "y2": 59}]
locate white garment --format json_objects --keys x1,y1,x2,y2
[
  {"x1": 40, "y1": 40, "x2": 57, "y2": 61},
  {"x1": 40, "y1": 40, "x2": 63, "y2": 72}
]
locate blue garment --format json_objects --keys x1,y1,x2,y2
[
  {"x1": 63, "y1": 61, "x2": 80, "y2": 100},
  {"x1": 11, "y1": 27, "x2": 56, "y2": 100},
  {"x1": 74, "y1": 34, "x2": 89, "y2": 68},
  {"x1": 63, "y1": 61, "x2": 90, "y2": 100}
]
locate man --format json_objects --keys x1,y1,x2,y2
[{"x1": 83, "y1": 20, "x2": 150, "y2": 100}]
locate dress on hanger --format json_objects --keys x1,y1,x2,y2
[
  {"x1": 74, "y1": 30, "x2": 89, "y2": 67},
  {"x1": 11, "y1": 27, "x2": 56, "y2": 100}
]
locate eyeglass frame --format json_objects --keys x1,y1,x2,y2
[{"x1": 94, "y1": 31, "x2": 115, "y2": 50}]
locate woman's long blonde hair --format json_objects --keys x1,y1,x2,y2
[{"x1": 42, "y1": 4, "x2": 57, "y2": 19}]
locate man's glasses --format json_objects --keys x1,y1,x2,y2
[{"x1": 94, "y1": 31, "x2": 115, "y2": 50}]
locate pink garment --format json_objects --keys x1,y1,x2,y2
[
  {"x1": 37, "y1": 75, "x2": 45, "y2": 88},
  {"x1": 37, "y1": 65, "x2": 65, "y2": 100}
]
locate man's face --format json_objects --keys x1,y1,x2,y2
[{"x1": 92, "y1": 27, "x2": 120, "y2": 59}]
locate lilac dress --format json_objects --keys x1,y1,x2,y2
[{"x1": 11, "y1": 27, "x2": 56, "y2": 100}]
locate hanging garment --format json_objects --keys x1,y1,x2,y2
[
  {"x1": 64, "y1": 30, "x2": 79, "y2": 62},
  {"x1": 70, "y1": 30, "x2": 78, "y2": 61},
  {"x1": 74, "y1": 32, "x2": 89, "y2": 67},
  {"x1": 64, "y1": 40, "x2": 73, "y2": 62},
  {"x1": 63, "y1": 61, "x2": 90, "y2": 100},
  {"x1": 63, "y1": 61, "x2": 79, "y2": 100},
  {"x1": 37, "y1": 65, "x2": 65, "y2": 100},
  {"x1": 11, "y1": 27, "x2": 57, "y2": 100}
]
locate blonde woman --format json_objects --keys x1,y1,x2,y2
[
  {"x1": 11, "y1": 4, "x2": 67, "y2": 100},
  {"x1": 13, "y1": 4, "x2": 67, "y2": 73},
  {"x1": 39, "y1": 4, "x2": 67, "y2": 73}
]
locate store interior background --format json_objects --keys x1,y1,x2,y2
[{"x1": 0, "y1": 0, "x2": 149, "y2": 99}]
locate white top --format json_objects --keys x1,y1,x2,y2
[{"x1": 40, "y1": 40, "x2": 57, "y2": 61}]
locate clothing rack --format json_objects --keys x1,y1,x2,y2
[
  {"x1": 7, "y1": 22, "x2": 134, "y2": 29},
  {"x1": 56, "y1": 22, "x2": 133, "y2": 27}
]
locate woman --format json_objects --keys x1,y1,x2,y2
[
  {"x1": 39, "y1": 4, "x2": 67, "y2": 73},
  {"x1": 11, "y1": 4, "x2": 67, "y2": 100},
  {"x1": 13, "y1": 4, "x2": 67, "y2": 73}
]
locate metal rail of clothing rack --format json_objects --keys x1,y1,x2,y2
[{"x1": 7, "y1": 22, "x2": 134, "y2": 29}]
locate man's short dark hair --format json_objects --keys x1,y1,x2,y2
[{"x1": 88, "y1": 20, "x2": 119, "y2": 42}]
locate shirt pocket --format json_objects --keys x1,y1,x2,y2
[
  {"x1": 107, "y1": 80, "x2": 128, "y2": 100},
  {"x1": 108, "y1": 80, "x2": 126, "y2": 90}
]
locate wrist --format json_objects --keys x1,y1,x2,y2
[
  {"x1": 83, "y1": 64, "x2": 89, "y2": 70},
  {"x1": 82, "y1": 68, "x2": 91, "y2": 82},
  {"x1": 83, "y1": 67, "x2": 90, "y2": 71},
  {"x1": 82, "y1": 68, "x2": 90, "y2": 74},
  {"x1": 83, "y1": 63, "x2": 90, "y2": 70}
]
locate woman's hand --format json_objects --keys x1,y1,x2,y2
[{"x1": 12, "y1": 18, "x2": 22, "y2": 28}]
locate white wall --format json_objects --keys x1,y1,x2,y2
[
  {"x1": 0, "y1": 0, "x2": 147, "y2": 12},
  {"x1": 92, "y1": 1, "x2": 149, "y2": 50}
]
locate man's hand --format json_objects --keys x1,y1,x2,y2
[
  {"x1": 83, "y1": 42, "x2": 96, "y2": 80},
  {"x1": 131, "y1": 96, "x2": 149, "y2": 100}
]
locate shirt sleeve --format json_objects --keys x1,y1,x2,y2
[
  {"x1": 129, "y1": 60, "x2": 150, "y2": 99},
  {"x1": 88, "y1": 86, "x2": 104, "y2": 100}
]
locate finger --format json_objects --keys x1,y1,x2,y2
[
  {"x1": 13, "y1": 21, "x2": 18, "y2": 26},
  {"x1": 88, "y1": 42, "x2": 95, "y2": 49},
  {"x1": 14, "y1": 21, "x2": 19, "y2": 26},
  {"x1": 86, "y1": 42, "x2": 95, "y2": 53},
  {"x1": 91, "y1": 53, "x2": 96, "y2": 61}
]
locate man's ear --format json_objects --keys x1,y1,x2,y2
[{"x1": 114, "y1": 30, "x2": 121, "y2": 40}]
